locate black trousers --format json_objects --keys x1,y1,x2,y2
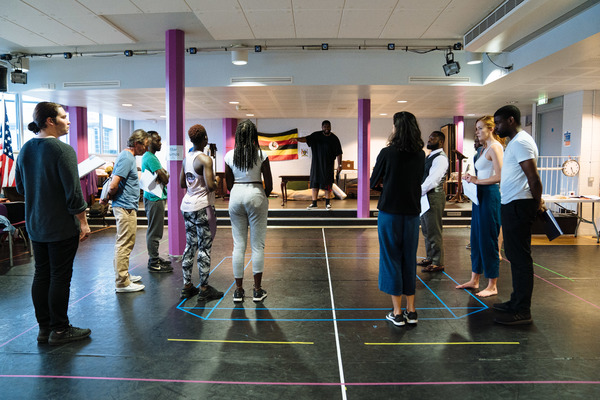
[
  {"x1": 501, "y1": 199, "x2": 537, "y2": 314},
  {"x1": 31, "y1": 236, "x2": 80, "y2": 331}
]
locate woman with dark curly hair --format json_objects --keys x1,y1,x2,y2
[
  {"x1": 225, "y1": 120, "x2": 273, "y2": 303},
  {"x1": 370, "y1": 111, "x2": 425, "y2": 327}
]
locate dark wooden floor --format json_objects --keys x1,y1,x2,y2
[{"x1": 1, "y1": 226, "x2": 599, "y2": 399}]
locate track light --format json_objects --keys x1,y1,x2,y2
[
  {"x1": 63, "y1": 52, "x2": 72, "y2": 59},
  {"x1": 188, "y1": 47, "x2": 197, "y2": 55},
  {"x1": 254, "y1": 45, "x2": 262, "y2": 53},
  {"x1": 124, "y1": 50, "x2": 133, "y2": 57},
  {"x1": 443, "y1": 51, "x2": 460, "y2": 76},
  {"x1": 387, "y1": 43, "x2": 395, "y2": 50},
  {"x1": 231, "y1": 47, "x2": 248, "y2": 65},
  {"x1": 321, "y1": 43, "x2": 328, "y2": 50}
]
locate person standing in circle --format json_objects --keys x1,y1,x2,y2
[
  {"x1": 371, "y1": 111, "x2": 425, "y2": 326},
  {"x1": 225, "y1": 120, "x2": 273, "y2": 303},
  {"x1": 16, "y1": 102, "x2": 92, "y2": 345},
  {"x1": 179, "y1": 124, "x2": 223, "y2": 302},
  {"x1": 457, "y1": 116, "x2": 504, "y2": 297}
]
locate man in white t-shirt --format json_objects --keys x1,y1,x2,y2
[{"x1": 492, "y1": 105, "x2": 543, "y2": 326}]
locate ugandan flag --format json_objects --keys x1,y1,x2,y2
[{"x1": 257, "y1": 128, "x2": 298, "y2": 161}]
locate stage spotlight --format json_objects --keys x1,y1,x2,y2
[
  {"x1": 387, "y1": 43, "x2": 395, "y2": 50},
  {"x1": 63, "y1": 52, "x2": 72, "y2": 59},
  {"x1": 254, "y1": 45, "x2": 262, "y2": 53},
  {"x1": 124, "y1": 50, "x2": 133, "y2": 57},
  {"x1": 453, "y1": 42, "x2": 463, "y2": 50},
  {"x1": 321, "y1": 43, "x2": 328, "y2": 50},
  {"x1": 443, "y1": 51, "x2": 461, "y2": 76},
  {"x1": 189, "y1": 47, "x2": 197, "y2": 54}
]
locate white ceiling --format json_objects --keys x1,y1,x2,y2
[{"x1": 1, "y1": 0, "x2": 599, "y2": 120}]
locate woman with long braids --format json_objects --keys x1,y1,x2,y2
[
  {"x1": 370, "y1": 111, "x2": 425, "y2": 326},
  {"x1": 225, "y1": 120, "x2": 273, "y2": 303}
]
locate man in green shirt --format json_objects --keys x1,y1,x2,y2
[{"x1": 141, "y1": 131, "x2": 172, "y2": 272}]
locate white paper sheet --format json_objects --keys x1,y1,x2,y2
[
  {"x1": 420, "y1": 194, "x2": 430, "y2": 216},
  {"x1": 139, "y1": 169, "x2": 164, "y2": 197},
  {"x1": 462, "y1": 180, "x2": 478, "y2": 205},
  {"x1": 77, "y1": 155, "x2": 106, "y2": 178}
]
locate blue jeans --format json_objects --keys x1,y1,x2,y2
[
  {"x1": 377, "y1": 211, "x2": 420, "y2": 296},
  {"x1": 470, "y1": 184, "x2": 501, "y2": 278},
  {"x1": 31, "y1": 236, "x2": 80, "y2": 331}
]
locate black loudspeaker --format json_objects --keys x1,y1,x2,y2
[{"x1": 0, "y1": 66, "x2": 7, "y2": 92}]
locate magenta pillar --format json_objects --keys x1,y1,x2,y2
[
  {"x1": 454, "y1": 115, "x2": 464, "y2": 172},
  {"x1": 222, "y1": 118, "x2": 237, "y2": 172},
  {"x1": 66, "y1": 106, "x2": 88, "y2": 162},
  {"x1": 166, "y1": 29, "x2": 186, "y2": 256},
  {"x1": 357, "y1": 99, "x2": 371, "y2": 218}
]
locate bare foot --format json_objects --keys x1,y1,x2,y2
[
  {"x1": 476, "y1": 288, "x2": 498, "y2": 297},
  {"x1": 456, "y1": 280, "x2": 479, "y2": 290}
]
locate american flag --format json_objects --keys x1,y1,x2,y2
[{"x1": 1, "y1": 105, "x2": 15, "y2": 187}]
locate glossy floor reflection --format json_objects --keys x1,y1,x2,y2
[{"x1": 1, "y1": 227, "x2": 599, "y2": 399}]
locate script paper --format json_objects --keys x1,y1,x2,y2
[
  {"x1": 462, "y1": 180, "x2": 478, "y2": 205},
  {"x1": 139, "y1": 170, "x2": 164, "y2": 197}
]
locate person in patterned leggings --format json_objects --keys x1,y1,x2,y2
[{"x1": 179, "y1": 124, "x2": 223, "y2": 302}]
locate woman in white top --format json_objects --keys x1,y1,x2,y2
[
  {"x1": 457, "y1": 116, "x2": 504, "y2": 297},
  {"x1": 179, "y1": 124, "x2": 223, "y2": 302},
  {"x1": 225, "y1": 120, "x2": 273, "y2": 303}
]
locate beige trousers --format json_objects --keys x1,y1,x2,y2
[{"x1": 113, "y1": 207, "x2": 137, "y2": 288}]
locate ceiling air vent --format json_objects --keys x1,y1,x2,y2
[
  {"x1": 409, "y1": 76, "x2": 471, "y2": 85},
  {"x1": 464, "y1": 0, "x2": 526, "y2": 48},
  {"x1": 230, "y1": 77, "x2": 293, "y2": 85},
  {"x1": 63, "y1": 80, "x2": 121, "y2": 89}
]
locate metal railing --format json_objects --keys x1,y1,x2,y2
[{"x1": 538, "y1": 155, "x2": 580, "y2": 213}]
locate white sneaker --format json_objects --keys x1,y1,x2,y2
[
  {"x1": 129, "y1": 274, "x2": 142, "y2": 283},
  {"x1": 116, "y1": 282, "x2": 145, "y2": 293}
]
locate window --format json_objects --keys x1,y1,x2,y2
[
  {"x1": 88, "y1": 112, "x2": 118, "y2": 155},
  {"x1": 21, "y1": 95, "x2": 45, "y2": 148}
]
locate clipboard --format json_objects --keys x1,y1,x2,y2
[{"x1": 540, "y1": 209, "x2": 563, "y2": 241}]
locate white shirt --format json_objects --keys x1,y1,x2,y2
[
  {"x1": 224, "y1": 149, "x2": 268, "y2": 182},
  {"x1": 421, "y1": 148, "x2": 449, "y2": 196},
  {"x1": 500, "y1": 130, "x2": 539, "y2": 204}
]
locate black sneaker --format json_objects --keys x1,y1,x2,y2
[
  {"x1": 180, "y1": 285, "x2": 200, "y2": 299},
  {"x1": 48, "y1": 325, "x2": 91, "y2": 346},
  {"x1": 233, "y1": 288, "x2": 245, "y2": 303},
  {"x1": 492, "y1": 301, "x2": 514, "y2": 313},
  {"x1": 494, "y1": 312, "x2": 533, "y2": 326},
  {"x1": 386, "y1": 311, "x2": 406, "y2": 326},
  {"x1": 417, "y1": 258, "x2": 432, "y2": 267},
  {"x1": 253, "y1": 288, "x2": 267, "y2": 302},
  {"x1": 197, "y1": 285, "x2": 224, "y2": 302},
  {"x1": 158, "y1": 257, "x2": 172, "y2": 266},
  {"x1": 148, "y1": 262, "x2": 173, "y2": 273},
  {"x1": 37, "y1": 327, "x2": 51, "y2": 344},
  {"x1": 403, "y1": 310, "x2": 418, "y2": 325},
  {"x1": 306, "y1": 203, "x2": 318, "y2": 210}
]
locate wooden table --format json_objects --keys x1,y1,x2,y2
[
  {"x1": 542, "y1": 195, "x2": 600, "y2": 243},
  {"x1": 279, "y1": 175, "x2": 310, "y2": 205}
]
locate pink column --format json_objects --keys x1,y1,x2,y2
[
  {"x1": 66, "y1": 106, "x2": 88, "y2": 162},
  {"x1": 454, "y1": 115, "x2": 464, "y2": 171},
  {"x1": 66, "y1": 106, "x2": 95, "y2": 202},
  {"x1": 357, "y1": 99, "x2": 371, "y2": 218},
  {"x1": 166, "y1": 29, "x2": 186, "y2": 256},
  {"x1": 222, "y1": 118, "x2": 237, "y2": 172}
]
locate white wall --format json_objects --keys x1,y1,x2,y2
[{"x1": 133, "y1": 115, "x2": 455, "y2": 190}]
